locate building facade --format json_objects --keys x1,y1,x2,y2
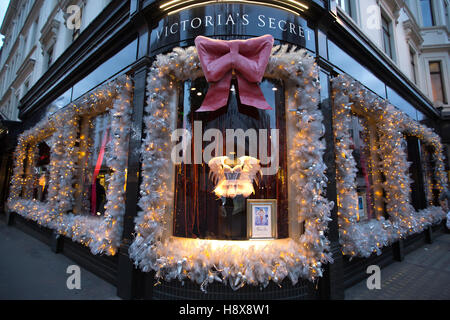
[{"x1": 0, "y1": 0, "x2": 449, "y2": 300}]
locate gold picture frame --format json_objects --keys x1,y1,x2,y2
[{"x1": 247, "y1": 199, "x2": 277, "y2": 240}]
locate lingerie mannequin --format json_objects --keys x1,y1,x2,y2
[{"x1": 210, "y1": 152, "x2": 260, "y2": 239}]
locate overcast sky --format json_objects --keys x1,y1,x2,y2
[{"x1": 0, "y1": 0, "x2": 11, "y2": 47}]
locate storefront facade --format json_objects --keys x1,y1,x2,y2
[{"x1": 1, "y1": 0, "x2": 449, "y2": 300}]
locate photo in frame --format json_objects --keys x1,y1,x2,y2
[
  {"x1": 357, "y1": 192, "x2": 367, "y2": 221},
  {"x1": 247, "y1": 199, "x2": 277, "y2": 240}
]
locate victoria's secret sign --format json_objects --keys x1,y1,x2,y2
[{"x1": 150, "y1": 3, "x2": 315, "y2": 54}]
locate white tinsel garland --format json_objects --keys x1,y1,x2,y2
[
  {"x1": 7, "y1": 75, "x2": 133, "y2": 256},
  {"x1": 332, "y1": 74, "x2": 448, "y2": 258},
  {"x1": 129, "y1": 44, "x2": 334, "y2": 292}
]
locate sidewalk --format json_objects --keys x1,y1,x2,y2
[
  {"x1": 0, "y1": 218, "x2": 119, "y2": 300},
  {"x1": 345, "y1": 233, "x2": 450, "y2": 300},
  {"x1": 1, "y1": 215, "x2": 449, "y2": 300}
]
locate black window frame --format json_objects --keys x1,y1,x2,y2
[
  {"x1": 409, "y1": 47, "x2": 417, "y2": 84},
  {"x1": 381, "y1": 13, "x2": 393, "y2": 60}
]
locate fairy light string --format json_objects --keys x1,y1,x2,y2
[
  {"x1": 129, "y1": 44, "x2": 334, "y2": 292},
  {"x1": 7, "y1": 75, "x2": 133, "y2": 256},
  {"x1": 332, "y1": 74, "x2": 448, "y2": 258}
]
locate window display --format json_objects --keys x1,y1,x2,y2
[
  {"x1": 7, "y1": 76, "x2": 133, "y2": 256},
  {"x1": 131, "y1": 37, "x2": 332, "y2": 291},
  {"x1": 172, "y1": 77, "x2": 288, "y2": 240},
  {"x1": 333, "y1": 73, "x2": 448, "y2": 258},
  {"x1": 421, "y1": 144, "x2": 440, "y2": 206},
  {"x1": 76, "y1": 112, "x2": 112, "y2": 216},
  {"x1": 33, "y1": 138, "x2": 52, "y2": 202},
  {"x1": 348, "y1": 113, "x2": 381, "y2": 221}
]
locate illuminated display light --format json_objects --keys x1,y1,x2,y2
[
  {"x1": 160, "y1": 0, "x2": 308, "y2": 16},
  {"x1": 7, "y1": 75, "x2": 133, "y2": 256},
  {"x1": 332, "y1": 74, "x2": 448, "y2": 258}
]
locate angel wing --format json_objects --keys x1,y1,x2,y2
[
  {"x1": 239, "y1": 156, "x2": 261, "y2": 184},
  {"x1": 208, "y1": 156, "x2": 228, "y2": 185}
]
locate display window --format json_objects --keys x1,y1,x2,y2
[
  {"x1": 75, "y1": 112, "x2": 112, "y2": 216},
  {"x1": 421, "y1": 144, "x2": 441, "y2": 206},
  {"x1": 7, "y1": 75, "x2": 133, "y2": 255},
  {"x1": 32, "y1": 137, "x2": 52, "y2": 202},
  {"x1": 333, "y1": 73, "x2": 448, "y2": 258},
  {"x1": 348, "y1": 113, "x2": 384, "y2": 221},
  {"x1": 172, "y1": 77, "x2": 288, "y2": 240},
  {"x1": 130, "y1": 36, "x2": 333, "y2": 291}
]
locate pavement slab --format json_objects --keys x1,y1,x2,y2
[
  {"x1": 345, "y1": 233, "x2": 450, "y2": 300},
  {"x1": 0, "y1": 218, "x2": 119, "y2": 300}
]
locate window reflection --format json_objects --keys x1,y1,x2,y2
[
  {"x1": 72, "y1": 39, "x2": 137, "y2": 100},
  {"x1": 420, "y1": 0, "x2": 435, "y2": 27},
  {"x1": 173, "y1": 77, "x2": 288, "y2": 240},
  {"x1": 327, "y1": 41, "x2": 386, "y2": 98},
  {"x1": 386, "y1": 87, "x2": 417, "y2": 120}
]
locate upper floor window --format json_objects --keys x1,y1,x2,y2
[
  {"x1": 410, "y1": 47, "x2": 417, "y2": 84},
  {"x1": 337, "y1": 0, "x2": 354, "y2": 19},
  {"x1": 429, "y1": 61, "x2": 447, "y2": 104},
  {"x1": 381, "y1": 13, "x2": 394, "y2": 59},
  {"x1": 23, "y1": 78, "x2": 30, "y2": 97},
  {"x1": 30, "y1": 19, "x2": 39, "y2": 46},
  {"x1": 445, "y1": 0, "x2": 449, "y2": 28},
  {"x1": 420, "y1": 0, "x2": 435, "y2": 27}
]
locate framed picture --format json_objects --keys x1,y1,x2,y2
[
  {"x1": 357, "y1": 192, "x2": 367, "y2": 221},
  {"x1": 247, "y1": 199, "x2": 277, "y2": 240}
]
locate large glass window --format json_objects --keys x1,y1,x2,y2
[
  {"x1": 420, "y1": 0, "x2": 435, "y2": 27},
  {"x1": 72, "y1": 39, "x2": 138, "y2": 100},
  {"x1": 381, "y1": 14, "x2": 393, "y2": 59},
  {"x1": 32, "y1": 138, "x2": 51, "y2": 202},
  {"x1": 421, "y1": 144, "x2": 440, "y2": 206},
  {"x1": 337, "y1": 0, "x2": 353, "y2": 18},
  {"x1": 348, "y1": 113, "x2": 383, "y2": 221},
  {"x1": 405, "y1": 135, "x2": 426, "y2": 210},
  {"x1": 327, "y1": 41, "x2": 386, "y2": 98},
  {"x1": 75, "y1": 112, "x2": 111, "y2": 216},
  {"x1": 429, "y1": 61, "x2": 447, "y2": 104},
  {"x1": 173, "y1": 77, "x2": 288, "y2": 240}
]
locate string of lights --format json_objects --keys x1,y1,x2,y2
[
  {"x1": 128, "y1": 44, "x2": 333, "y2": 292},
  {"x1": 332, "y1": 74, "x2": 448, "y2": 258},
  {"x1": 7, "y1": 75, "x2": 133, "y2": 256}
]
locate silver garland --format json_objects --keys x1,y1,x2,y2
[
  {"x1": 332, "y1": 74, "x2": 448, "y2": 258},
  {"x1": 7, "y1": 75, "x2": 133, "y2": 256},
  {"x1": 129, "y1": 45, "x2": 333, "y2": 292}
]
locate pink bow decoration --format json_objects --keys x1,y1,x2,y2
[{"x1": 195, "y1": 35, "x2": 274, "y2": 112}]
